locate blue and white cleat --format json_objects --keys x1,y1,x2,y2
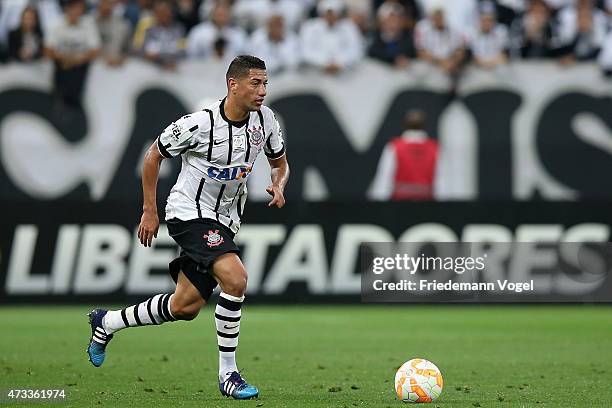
[
  {"x1": 86, "y1": 309, "x2": 113, "y2": 367},
  {"x1": 219, "y1": 371, "x2": 259, "y2": 400}
]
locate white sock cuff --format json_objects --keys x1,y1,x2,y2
[
  {"x1": 220, "y1": 292, "x2": 245, "y2": 303},
  {"x1": 102, "y1": 313, "x2": 110, "y2": 333},
  {"x1": 167, "y1": 294, "x2": 177, "y2": 320}
]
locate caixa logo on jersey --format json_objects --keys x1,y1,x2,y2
[{"x1": 207, "y1": 165, "x2": 252, "y2": 181}]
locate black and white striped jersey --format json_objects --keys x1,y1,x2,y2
[{"x1": 156, "y1": 97, "x2": 285, "y2": 233}]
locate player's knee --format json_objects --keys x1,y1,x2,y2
[{"x1": 223, "y1": 275, "x2": 247, "y2": 297}]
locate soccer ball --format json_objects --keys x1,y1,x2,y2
[{"x1": 394, "y1": 358, "x2": 443, "y2": 403}]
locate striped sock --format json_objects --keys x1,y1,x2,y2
[
  {"x1": 102, "y1": 294, "x2": 176, "y2": 335},
  {"x1": 215, "y1": 292, "x2": 244, "y2": 382}
]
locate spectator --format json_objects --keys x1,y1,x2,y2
[
  {"x1": 198, "y1": 0, "x2": 237, "y2": 22},
  {"x1": 493, "y1": 0, "x2": 525, "y2": 27},
  {"x1": 8, "y1": 6, "x2": 44, "y2": 62},
  {"x1": 299, "y1": 0, "x2": 317, "y2": 13},
  {"x1": 417, "y1": 0, "x2": 478, "y2": 33},
  {"x1": 45, "y1": 0, "x2": 100, "y2": 109},
  {"x1": 368, "y1": 2, "x2": 416, "y2": 68},
  {"x1": 96, "y1": 0, "x2": 131, "y2": 66},
  {"x1": 122, "y1": 0, "x2": 144, "y2": 28},
  {"x1": 509, "y1": 0, "x2": 555, "y2": 59},
  {"x1": 187, "y1": 0, "x2": 246, "y2": 60},
  {"x1": 556, "y1": 0, "x2": 606, "y2": 63},
  {"x1": 374, "y1": 0, "x2": 422, "y2": 22},
  {"x1": 346, "y1": 0, "x2": 373, "y2": 34},
  {"x1": 415, "y1": 7, "x2": 465, "y2": 75},
  {"x1": 599, "y1": 29, "x2": 612, "y2": 76},
  {"x1": 234, "y1": 0, "x2": 306, "y2": 32},
  {"x1": 299, "y1": 0, "x2": 364, "y2": 75},
  {"x1": 247, "y1": 14, "x2": 300, "y2": 74},
  {"x1": 466, "y1": 2, "x2": 509, "y2": 69},
  {"x1": 142, "y1": 0, "x2": 185, "y2": 70},
  {"x1": 131, "y1": 0, "x2": 154, "y2": 50},
  {"x1": 0, "y1": 0, "x2": 62, "y2": 48},
  {"x1": 110, "y1": 0, "x2": 130, "y2": 18},
  {"x1": 368, "y1": 110, "x2": 439, "y2": 201},
  {"x1": 543, "y1": 0, "x2": 574, "y2": 13},
  {"x1": 175, "y1": 0, "x2": 202, "y2": 33}
]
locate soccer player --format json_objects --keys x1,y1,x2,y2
[{"x1": 86, "y1": 55, "x2": 289, "y2": 400}]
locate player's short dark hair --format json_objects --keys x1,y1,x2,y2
[{"x1": 226, "y1": 55, "x2": 266, "y2": 82}]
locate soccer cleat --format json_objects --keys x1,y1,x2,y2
[
  {"x1": 86, "y1": 309, "x2": 113, "y2": 367},
  {"x1": 219, "y1": 371, "x2": 259, "y2": 400}
]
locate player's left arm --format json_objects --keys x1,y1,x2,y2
[
  {"x1": 265, "y1": 110, "x2": 289, "y2": 208},
  {"x1": 267, "y1": 154, "x2": 290, "y2": 208}
]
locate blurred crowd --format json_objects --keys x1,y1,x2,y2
[{"x1": 2, "y1": 0, "x2": 612, "y2": 106}]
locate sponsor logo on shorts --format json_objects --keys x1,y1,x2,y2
[{"x1": 204, "y1": 229, "x2": 224, "y2": 247}]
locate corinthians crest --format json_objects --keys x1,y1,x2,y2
[
  {"x1": 203, "y1": 230, "x2": 224, "y2": 247},
  {"x1": 247, "y1": 125, "x2": 264, "y2": 146}
]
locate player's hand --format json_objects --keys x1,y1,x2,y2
[
  {"x1": 266, "y1": 185, "x2": 285, "y2": 208},
  {"x1": 138, "y1": 211, "x2": 159, "y2": 247}
]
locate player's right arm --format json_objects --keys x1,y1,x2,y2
[
  {"x1": 138, "y1": 114, "x2": 201, "y2": 247},
  {"x1": 138, "y1": 142, "x2": 164, "y2": 247}
]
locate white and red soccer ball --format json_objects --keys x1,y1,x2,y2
[{"x1": 394, "y1": 358, "x2": 444, "y2": 403}]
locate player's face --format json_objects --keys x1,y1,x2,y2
[{"x1": 235, "y1": 69, "x2": 268, "y2": 111}]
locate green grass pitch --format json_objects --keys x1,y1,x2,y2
[{"x1": 1, "y1": 305, "x2": 611, "y2": 407}]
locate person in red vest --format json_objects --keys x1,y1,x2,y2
[{"x1": 369, "y1": 110, "x2": 439, "y2": 200}]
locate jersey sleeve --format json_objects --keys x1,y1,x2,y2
[
  {"x1": 156, "y1": 114, "x2": 201, "y2": 158},
  {"x1": 264, "y1": 112, "x2": 286, "y2": 159}
]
